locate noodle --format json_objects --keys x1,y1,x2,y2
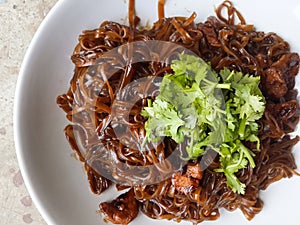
[
  {"x1": 56, "y1": 0, "x2": 300, "y2": 224},
  {"x1": 158, "y1": 0, "x2": 165, "y2": 20}
]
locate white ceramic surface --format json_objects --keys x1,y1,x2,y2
[{"x1": 14, "y1": 0, "x2": 300, "y2": 225}]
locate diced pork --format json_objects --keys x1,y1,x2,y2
[
  {"x1": 99, "y1": 189, "x2": 139, "y2": 224},
  {"x1": 171, "y1": 172, "x2": 199, "y2": 195}
]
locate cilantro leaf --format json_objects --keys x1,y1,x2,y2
[{"x1": 141, "y1": 98, "x2": 185, "y2": 143}]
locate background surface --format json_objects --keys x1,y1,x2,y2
[{"x1": 0, "y1": 0, "x2": 57, "y2": 224}]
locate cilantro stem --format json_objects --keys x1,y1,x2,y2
[
  {"x1": 236, "y1": 140, "x2": 256, "y2": 168},
  {"x1": 216, "y1": 83, "x2": 231, "y2": 90},
  {"x1": 203, "y1": 78, "x2": 217, "y2": 86},
  {"x1": 225, "y1": 71, "x2": 235, "y2": 81},
  {"x1": 238, "y1": 117, "x2": 246, "y2": 138},
  {"x1": 226, "y1": 150, "x2": 244, "y2": 170}
]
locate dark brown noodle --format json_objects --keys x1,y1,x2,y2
[{"x1": 57, "y1": 0, "x2": 300, "y2": 224}]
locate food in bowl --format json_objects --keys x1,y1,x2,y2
[{"x1": 57, "y1": 0, "x2": 300, "y2": 224}]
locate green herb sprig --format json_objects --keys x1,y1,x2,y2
[{"x1": 141, "y1": 53, "x2": 265, "y2": 194}]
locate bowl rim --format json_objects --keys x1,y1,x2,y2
[{"x1": 13, "y1": 1, "x2": 65, "y2": 224}]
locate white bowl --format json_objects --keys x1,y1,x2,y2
[{"x1": 14, "y1": 0, "x2": 300, "y2": 224}]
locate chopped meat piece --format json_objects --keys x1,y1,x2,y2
[
  {"x1": 99, "y1": 189, "x2": 139, "y2": 224},
  {"x1": 171, "y1": 172, "x2": 199, "y2": 194},
  {"x1": 272, "y1": 53, "x2": 299, "y2": 77},
  {"x1": 265, "y1": 67, "x2": 287, "y2": 99},
  {"x1": 198, "y1": 22, "x2": 221, "y2": 47},
  {"x1": 85, "y1": 164, "x2": 111, "y2": 195},
  {"x1": 186, "y1": 163, "x2": 203, "y2": 180}
]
